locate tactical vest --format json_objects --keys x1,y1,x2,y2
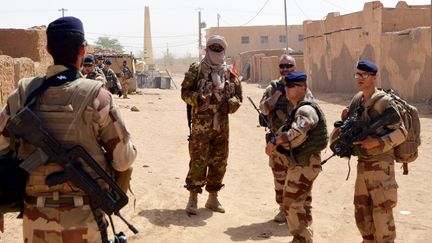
[
  {"x1": 268, "y1": 80, "x2": 289, "y2": 131},
  {"x1": 282, "y1": 101, "x2": 328, "y2": 166},
  {"x1": 194, "y1": 66, "x2": 237, "y2": 113},
  {"x1": 10, "y1": 77, "x2": 107, "y2": 196}
]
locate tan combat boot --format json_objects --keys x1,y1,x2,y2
[
  {"x1": 185, "y1": 192, "x2": 198, "y2": 215},
  {"x1": 205, "y1": 192, "x2": 225, "y2": 213},
  {"x1": 274, "y1": 206, "x2": 286, "y2": 223}
]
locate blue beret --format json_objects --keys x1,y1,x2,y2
[
  {"x1": 104, "y1": 59, "x2": 112, "y2": 65},
  {"x1": 357, "y1": 60, "x2": 378, "y2": 74},
  {"x1": 83, "y1": 55, "x2": 94, "y2": 64},
  {"x1": 285, "y1": 71, "x2": 307, "y2": 84},
  {"x1": 47, "y1": 16, "x2": 85, "y2": 35}
]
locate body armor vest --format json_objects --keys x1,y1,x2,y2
[
  {"x1": 282, "y1": 101, "x2": 328, "y2": 166},
  {"x1": 12, "y1": 77, "x2": 107, "y2": 196}
]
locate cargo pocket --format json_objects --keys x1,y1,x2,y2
[{"x1": 370, "y1": 178, "x2": 398, "y2": 210}]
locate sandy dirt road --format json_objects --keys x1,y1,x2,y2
[{"x1": 1, "y1": 77, "x2": 431, "y2": 243}]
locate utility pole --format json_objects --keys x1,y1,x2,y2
[
  {"x1": 198, "y1": 9, "x2": 203, "y2": 61},
  {"x1": 284, "y1": 0, "x2": 289, "y2": 54},
  {"x1": 217, "y1": 13, "x2": 220, "y2": 28},
  {"x1": 58, "y1": 8, "x2": 67, "y2": 17}
]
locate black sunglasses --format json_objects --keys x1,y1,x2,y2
[
  {"x1": 285, "y1": 83, "x2": 302, "y2": 88},
  {"x1": 279, "y1": 63, "x2": 294, "y2": 69},
  {"x1": 83, "y1": 64, "x2": 93, "y2": 67},
  {"x1": 208, "y1": 44, "x2": 224, "y2": 53}
]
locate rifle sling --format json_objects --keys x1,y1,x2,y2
[{"x1": 19, "y1": 68, "x2": 110, "y2": 242}]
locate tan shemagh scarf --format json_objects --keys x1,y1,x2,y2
[{"x1": 201, "y1": 35, "x2": 227, "y2": 91}]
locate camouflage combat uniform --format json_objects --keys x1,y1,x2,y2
[
  {"x1": 272, "y1": 93, "x2": 327, "y2": 243},
  {"x1": 103, "y1": 67, "x2": 122, "y2": 95},
  {"x1": 120, "y1": 64, "x2": 132, "y2": 98},
  {"x1": 260, "y1": 80, "x2": 317, "y2": 215},
  {"x1": 0, "y1": 65, "x2": 137, "y2": 243},
  {"x1": 347, "y1": 89, "x2": 407, "y2": 243},
  {"x1": 83, "y1": 66, "x2": 107, "y2": 86},
  {"x1": 181, "y1": 62, "x2": 242, "y2": 193}
]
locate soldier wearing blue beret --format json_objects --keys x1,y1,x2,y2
[
  {"x1": 266, "y1": 71, "x2": 328, "y2": 243},
  {"x1": 338, "y1": 59, "x2": 407, "y2": 242},
  {"x1": 102, "y1": 59, "x2": 123, "y2": 97},
  {"x1": 0, "y1": 16, "x2": 137, "y2": 242},
  {"x1": 81, "y1": 55, "x2": 107, "y2": 84}
]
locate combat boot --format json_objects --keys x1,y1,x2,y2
[
  {"x1": 185, "y1": 192, "x2": 198, "y2": 215},
  {"x1": 205, "y1": 192, "x2": 225, "y2": 213},
  {"x1": 274, "y1": 206, "x2": 286, "y2": 223}
]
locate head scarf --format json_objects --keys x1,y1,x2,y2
[{"x1": 201, "y1": 35, "x2": 228, "y2": 90}]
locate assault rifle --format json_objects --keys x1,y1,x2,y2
[
  {"x1": 6, "y1": 107, "x2": 138, "y2": 234},
  {"x1": 247, "y1": 96, "x2": 277, "y2": 140},
  {"x1": 321, "y1": 106, "x2": 400, "y2": 165}
]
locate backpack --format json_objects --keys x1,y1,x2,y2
[{"x1": 380, "y1": 89, "x2": 421, "y2": 174}]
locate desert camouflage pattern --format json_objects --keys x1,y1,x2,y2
[
  {"x1": 270, "y1": 96, "x2": 323, "y2": 243},
  {"x1": 23, "y1": 203, "x2": 101, "y2": 243},
  {"x1": 261, "y1": 87, "x2": 316, "y2": 208},
  {"x1": 120, "y1": 64, "x2": 132, "y2": 98},
  {"x1": 0, "y1": 65, "x2": 136, "y2": 241},
  {"x1": 181, "y1": 62, "x2": 242, "y2": 193},
  {"x1": 348, "y1": 89, "x2": 408, "y2": 243}
]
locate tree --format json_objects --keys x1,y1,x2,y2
[{"x1": 95, "y1": 37, "x2": 124, "y2": 53}]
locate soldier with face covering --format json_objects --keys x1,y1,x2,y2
[{"x1": 181, "y1": 35, "x2": 242, "y2": 215}]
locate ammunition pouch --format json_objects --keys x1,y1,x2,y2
[{"x1": 0, "y1": 156, "x2": 27, "y2": 214}]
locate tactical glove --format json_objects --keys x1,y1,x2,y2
[{"x1": 118, "y1": 90, "x2": 123, "y2": 98}]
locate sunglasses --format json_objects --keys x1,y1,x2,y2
[
  {"x1": 208, "y1": 44, "x2": 224, "y2": 53},
  {"x1": 279, "y1": 63, "x2": 295, "y2": 69},
  {"x1": 83, "y1": 64, "x2": 93, "y2": 67},
  {"x1": 354, "y1": 72, "x2": 374, "y2": 79},
  {"x1": 285, "y1": 83, "x2": 302, "y2": 88}
]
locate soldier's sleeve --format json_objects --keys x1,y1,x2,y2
[
  {"x1": 226, "y1": 75, "x2": 242, "y2": 114},
  {"x1": 93, "y1": 88, "x2": 137, "y2": 171},
  {"x1": 181, "y1": 63, "x2": 200, "y2": 107},
  {"x1": 259, "y1": 84, "x2": 276, "y2": 115},
  {"x1": 279, "y1": 105, "x2": 319, "y2": 149},
  {"x1": 377, "y1": 99, "x2": 408, "y2": 152},
  {"x1": 0, "y1": 105, "x2": 11, "y2": 156}
]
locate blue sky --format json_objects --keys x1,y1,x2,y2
[{"x1": 0, "y1": 0, "x2": 429, "y2": 58}]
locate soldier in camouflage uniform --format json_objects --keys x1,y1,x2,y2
[
  {"x1": 120, "y1": 60, "x2": 133, "y2": 99},
  {"x1": 81, "y1": 54, "x2": 107, "y2": 86},
  {"x1": 341, "y1": 60, "x2": 407, "y2": 243},
  {"x1": 265, "y1": 71, "x2": 328, "y2": 243},
  {"x1": 102, "y1": 59, "x2": 123, "y2": 97},
  {"x1": 181, "y1": 35, "x2": 242, "y2": 215},
  {"x1": 259, "y1": 55, "x2": 296, "y2": 223},
  {"x1": 0, "y1": 17, "x2": 137, "y2": 243}
]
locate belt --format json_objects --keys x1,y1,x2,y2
[{"x1": 25, "y1": 195, "x2": 90, "y2": 207}]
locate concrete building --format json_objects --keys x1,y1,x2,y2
[
  {"x1": 303, "y1": 1, "x2": 431, "y2": 102},
  {"x1": 206, "y1": 25, "x2": 304, "y2": 58}
]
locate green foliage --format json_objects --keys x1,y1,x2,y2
[{"x1": 95, "y1": 37, "x2": 124, "y2": 53}]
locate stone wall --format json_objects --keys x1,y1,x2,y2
[
  {"x1": 0, "y1": 56, "x2": 16, "y2": 106},
  {"x1": 303, "y1": 1, "x2": 431, "y2": 102},
  {"x1": 0, "y1": 28, "x2": 52, "y2": 76}
]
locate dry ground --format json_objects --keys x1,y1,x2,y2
[{"x1": 1, "y1": 76, "x2": 431, "y2": 243}]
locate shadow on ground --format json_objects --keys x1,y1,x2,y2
[
  {"x1": 138, "y1": 208, "x2": 213, "y2": 227},
  {"x1": 224, "y1": 220, "x2": 291, "y2": 241}
]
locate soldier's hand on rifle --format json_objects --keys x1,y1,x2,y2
[
  {"x1": 265, "y1": 142, "x2": 275, "y2": 156},
  {"x1": 353, "y1": 137, "x2": 381, "y2": 150},
  {"x1": 276, "y1": 82, "x2": 286, "y2": 95}
]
